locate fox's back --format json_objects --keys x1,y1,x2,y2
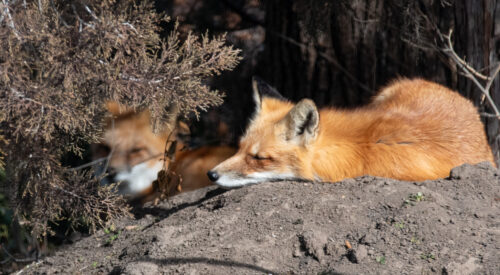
[{"x1": 315, "y1": 79, "x2": 495, "y2": 181}]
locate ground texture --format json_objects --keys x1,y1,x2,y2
[{"x1": 25, "y1": 162, "x2": 500, "y2": 275}]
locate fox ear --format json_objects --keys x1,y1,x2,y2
[
  {"x1": 252, "y1": 76, "x2": 286, "y2": 112},
  {"x1": 163, "y1": 104, "x2": 180, "y2": 130},
  {"x1": 106, "y1": 101, "x2": 126, "y2": 116},
  {"x1": 176, "y1": 120, "x2": 191, "y2": 136},
  {"x1": 282, "y1": 99, "x2": 319, "y2": 145}
]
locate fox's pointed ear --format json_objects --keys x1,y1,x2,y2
[
  {"x1": 106, "y1": 101, "x2": 126, "y2": 116},
  {"x1": 176, "y1": 120, "x2": 191, "y2": 136},
  {"x1": 282, "y1": 99, "x2": 319, "y2": 145},
  {"x1": 252, "y1": 76, "x2": 286, "y2": 112},
  {"x1": 163, "y1": 104, "x2": 180, "y2": 130}
]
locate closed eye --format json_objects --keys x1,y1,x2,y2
[
  {"x1": 251, "y1": 154, "x2": 271, "y2": 160},
  {"x1": 129, "y1": 147, "x2": 146, "y2": 154}
]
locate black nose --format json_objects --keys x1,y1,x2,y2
[{"x1": 207, "y1": 170, "x2": 219, "y2": 182}]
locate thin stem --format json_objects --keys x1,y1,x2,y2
[{"x1": 440, "y1": 29, "x2": 500, "y2": 118}]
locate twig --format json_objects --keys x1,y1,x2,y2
[
  {"x1": 485, "y1": 63, "x2": 500, "y2": 92},
  {"x1": 49, "y1": 0, "x2": 69, "y2": 28},
  {"x1": 84, "y1": 5, "x2": 99, "y2": 21},
  {"x1": 71, "y1": 4, "x2": 94, "y2": 31},
  {"x1": 14, "y1": 259, "x2": 43, "y2": 275},
  {"x1": 480, "y1": 112, "x2": 500, "y2": 119},
  {"x1": 10, "y1": 87, "x2": 66, "y2": 117},
  {"x1": 67, "y1": 157, "x2": 107, "y2": 171},
  {"x1": 1, "y1": 0, "x2": 21, "y2": 40},
  {"x1": 440, "y1": 29, "x2": 500, "y2": 118},
  {"x1": 2, "y1": 247, "x2": 37, "y2": 264},
  {"x1": 441, "y1": 30, "x2": 489, "y2": 81},
  {"x1": 68, "y1": 152, "x2": 163, "y2": 172},
  {"x1": 119, "y1": 73, "x2": 166, "y2": 84},
  {"x1": 122, "y1": 22, "x2": 138, "y2": 33},
  {"x1": 51, "y1": 184, "x2": 84, "y2": 200}
]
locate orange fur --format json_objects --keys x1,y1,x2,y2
[
  {"x1": 93, "y1": 103, "x2": 235, "y2": 201},
  {"x1": 170, "y1": 146, "x2": 237, "y2": 193},
  {"x1": 211, "y1": 78, "x2": 495, "y2": 186}
]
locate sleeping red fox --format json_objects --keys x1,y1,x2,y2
[
  {"x1": 207, "y1": 77, "x2": 496, "y2": 188},
  {"x1": 93, "y1": 102, "x2": 235, "y2": 199}
]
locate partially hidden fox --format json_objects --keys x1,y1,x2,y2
[
  {"x1": 93, "y1": 102, "x2": 236, "y2": 200},
  {"x1": 207, "y1": 77, "x2": 496, "y2": 188}
]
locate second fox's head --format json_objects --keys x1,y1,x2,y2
[{"x1": 207, "y1": 77, "x2": 320, "y2": 188}]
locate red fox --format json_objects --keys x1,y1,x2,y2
[
  {"x1": 93, "y1": 102, "x2": 235, "y2": 199},
  {"x1": 207, "y1": 77, "x2": 496, "y2": 188}
]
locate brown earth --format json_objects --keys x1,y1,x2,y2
[{"x1": 24, "y1": 162, "x2": 499, "y2": 275}]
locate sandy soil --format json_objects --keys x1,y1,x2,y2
[{"x1": 25, "y1": 162, "x2": 499, "y2": 275}]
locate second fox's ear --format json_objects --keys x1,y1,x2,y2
[
  {"x1": 252, "y1": 76, "x2": 286, "y2": 112},
  {"x1": 282, "y1": 99, "x2": 319, "y2": 145},
  {"x1": 106, "y1": 101, "x2": 126, "y2": 116}
]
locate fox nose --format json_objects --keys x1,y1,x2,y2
[{"x1": 207, "y1": 170, "x2": 219, "y2": 182}]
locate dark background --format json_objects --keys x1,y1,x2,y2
[{"x1": 156, "y1": 0, "x2": 500, "y2": 163}]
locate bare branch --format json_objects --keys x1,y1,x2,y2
[
  {"x1": 50, "y1": 0, "x2": 69, "y2": 27},
  {"x1": 84, "y1": 5, "x2": 99, "y2": 21},
  {"x1": 439, "y1": 29, "x2": 500, "y2": 118},
  {"x1": 441, "y1": 30, "x2": 489, "y2": 80},
  {"x1": 67, "y1": 157, "x2": 107, "y2": 171},
  {"x1": 122, "y1": 22, "x2": 138, "y2": 33},
  {"x1": 485, "y1": 63, "x2": 500, "y2": 92},
  {"x1": 480, "y1": 112, "x2": 500, "y2": 119},
  {"x1": 1, "y1": 0, "x2": 21, "y2": 39},
  {"x1": 2, "y1": 246, "x2": 37, "y2": 264}
]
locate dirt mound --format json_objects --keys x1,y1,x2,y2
[{"x1": 27, "y1": 162, "x2": 499, "y2": 274}]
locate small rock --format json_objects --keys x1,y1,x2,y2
[
  {"x1": 299, "y1": 231, "x2": 326, "y2": 262},
  {"x1": 444, "y1": 257, "x2": 480, "y2": 275},
  {"x1": 356, "y1": 245, "x2": 368, "y2": 262},
  {"x1": 293, "y1": 247, "x2": 302, "y2": 257},
  {"x1": 324, "y1": 242, "x2": 343, "y2": 257},
  {"x1": 360, "y1": 232, "x2": 377, "y2": 245},
  {"x1": 124, "y1": 262, "x2": 159, "y2": 275},
  {"x1": 125, "y1": 225, "x2": 138, "y2": 231}
]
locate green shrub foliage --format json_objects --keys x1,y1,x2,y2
[{"x1": 0, "y1": 0, "x2": 241, "y2": 237}]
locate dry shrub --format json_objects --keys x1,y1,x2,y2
[{"x1": 0, "y1": 0, "x2": 240, "y2": 238}]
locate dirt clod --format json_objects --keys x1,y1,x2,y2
[
  {"x1": 356, "y1": 245, "x2": 368, "y2": 262},
  {"x1": 449, "y1": 161, "x2": 496, "y2": 180}
]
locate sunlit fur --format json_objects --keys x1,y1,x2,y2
[
  {"x1": 211, "y1": 78, "x2": 496, "y2": 187},
  {"x1": 94, "y1": 103, "x2": 236, "y2": 199}
]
